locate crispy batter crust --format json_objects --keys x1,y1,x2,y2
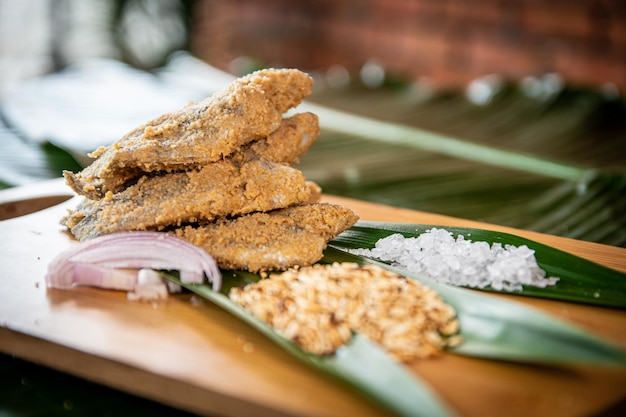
[
  {"x1": 172, "y1": 203, "x2": 359, "y2": 272},
  {"x1": 64, "y1": 111, "x2": 321, "y2": 240},
  {"x1": 64, "y1": 159, "x2": 319, "y2": 241},
  {"x1": 64, "y1": 69, "x2": 313, "y2": 199},
  {"x1": 61, "y1": 68, "x2": 361, "y2": 273},
  {"x1": 237, "y1": 112, "x2": 319, "y2": 165}
]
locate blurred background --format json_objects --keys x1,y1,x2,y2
[
  {"x1": 1, "y1": 0, "x2": 625, "y2": 247},
  {"x1": 1, "y1": 1, "x2": 625, "y2": 416}
]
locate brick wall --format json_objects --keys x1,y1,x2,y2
[{"x1": 190, "y1": 0, "x2": 626, "y2": 90}]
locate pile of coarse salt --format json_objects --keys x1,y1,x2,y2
[{"x1": 349, "y1": 228, "x2": 559, "y2": 291}]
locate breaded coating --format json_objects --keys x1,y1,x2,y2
[
  {"x1": 236, "y1": 112, "x2": 319, "y2": 165},
  {"x1": 64, "y1": 159, "x2": 318, "y2": 241},
  {"x1": 64, "y1": 68, "x2": 313, "y2": 199},
  {"x1": 172, "y1": 203, "x2": 359, "y2": 272},
  {"x1": 59, "y1": 68, "x2": 361, "y2": 274}
]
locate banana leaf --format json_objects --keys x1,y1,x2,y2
[
  {"x1": 164, "y1": 271, "x2": 459, "y2": 417},
  {"x1": 320, "y1": 248, "x2": 626, "y2": 364},
  {"x1": 162, "y1": 250, "x2": 626, "y2": 417},
  {"x1": 181, "y1": 263, "x2": 626, "y2": 365},
  {"x1": 329, "y1": 221, "x2": 626, "y2": 309}
]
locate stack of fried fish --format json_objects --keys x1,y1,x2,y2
[{"x1": 63, "y1": 69, "x2": 359, "y2": 272}]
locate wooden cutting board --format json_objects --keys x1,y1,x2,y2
[{"x1": 1, "y1": 178, "x2": 625, "y2": 417}]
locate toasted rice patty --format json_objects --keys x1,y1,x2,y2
[{"x1": 229, "y1": 262, "x2": 461, "y2": 362}]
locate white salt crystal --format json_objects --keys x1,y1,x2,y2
[{"x1": 349, "y1": 229, "x2": 559, "y2": 291}]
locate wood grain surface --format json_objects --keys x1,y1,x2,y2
[{"x1": 1, "y1": 178, "x2": 625, "y2": 417}]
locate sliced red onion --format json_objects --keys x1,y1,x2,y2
[
  {"x1": 45, "y1": 231, "x2": 221, "y2": 291},
  {"x1": 127, "y1": 269, "x2": 170, "y2": 301},
  {"x1": 72, "y1": 263, "x2": 138, "y2": 290}
]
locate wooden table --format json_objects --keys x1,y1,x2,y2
[{"x1": 1, "y1": 178, "x2": 625, "y2": 417}]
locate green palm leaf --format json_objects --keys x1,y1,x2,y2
[
  {"x1": 299, "y1": 82, "x2": 626, "y2": 248},
  {"x1": 3, "y1": 73, "x2": 624, "y2": 248}
]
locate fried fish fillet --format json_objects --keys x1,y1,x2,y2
[
  {"x1": 64, "y1": 68, "x2": 313, "y2": 199},
  {"x1": 235, "y1": 112, "x2": 319, "y2": 165},
  {"x1": 64, "y1": 159, "x2": 320, "y2": 241},
  {"x1": 60, "y1": 68, "x2": 359, "y2": 274},
  {"x1": 172, "y1": 203, "x2": 359, "y2": 272},
  {"x1": 64, "y1": 111, "x2": 321, "y2": 241}
]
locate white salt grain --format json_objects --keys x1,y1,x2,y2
[{"x1": 349, "y1": 229, "x2": 559, "y2": 291}]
